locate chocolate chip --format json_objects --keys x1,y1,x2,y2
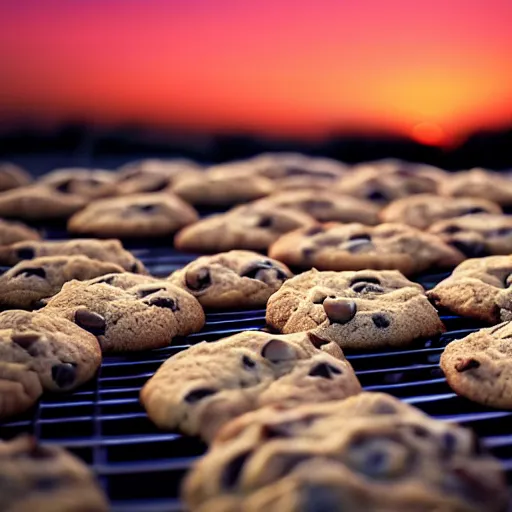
[
  {"x1": 145, "y1": 296, "x2": 179, "y2": 311},
  {"x1": 443, "y1": 225, "x2": 462, "y2": 234},
  {"x1": 184, "y1": 388, "x2": 217, "y2": 403},
  {"x1": 130, "y1": 262, "x2": 141, "y2": 273},
  {"x1": 344, "y1": 234, "x2": 374, "y2": 253},
  {"x1": 492, "y1": 227, "x2": 512, "y2": 237},
  {"x1": 94, "y1": 275, "x2": 116, "y2": 285},
  {"x1": 240, "y1": 260, "x2": 273, "y2": 279},
  {"x1": 348, "y1": 233, "x2": 372, "y2": 241},
  {"x1": 372, "y1": 313, "x2": 390, "y2": 328},
  {"x1": 302, "y1": 247, "x2": 316, "y2": 259},
  {"x1": 308, "y1": 362, "x2": 342, "y2": 379},
  {"x1": 261, "y1": 339, "x2": 297, "y2": 362},
  {"x1": 350, "y1": 276, "x2": 381, "y2": 286},
  {"x1": 16, "y1": 247, "x2": 35, "y2": 260},
  {"x1": 301, "y1": 485, "x2": 341, "y2": 512},
  {"x1": 11, "y1": 333, "x2": 40, "y2": 349},
  {"x1": 137, "y1": 286, "x2": 165, "y2": 298},
  {"x1": 242, "y1": 355, "x2": 256, "y2": 369},
  {"x1": 74, "y1": 309, "x2": 106, "y2": 336},
  {"x1": 307, "y1": 332, "x2": 329, "y2": 347},
  {"x1": 51, "y1": 363, "x2": 77, "y2": 388},
  {"x1": 455, "y1": 358, "x2": 480, "y2": 372},
  {"x1": 323, "y1": 298, "x2": 357, "y2": 324},
  {"x1": 55, "y1": 180, "x2": 72, "y2": 193},
  {"x1": 449, "y1": 240, "x2": 488, "y2": 258},
  {"x1": 35, "y1": 477, "x2": 59, "y2": 491},
  {"x1": 304, "y1": 225, "x2": 325, "y2": 236},
  {"x1": 129, "y1": 204, "x2": 157, "y2": 213},
  {"x1": 366, "y1": 190, "x2": 388, "y2": 202},
  {"x1": 352, "y1": 283, "x2": 384, "y2": 294},
  {"x1": 464, "y1": 207, "x2": 487, "y2": 214},
  {"x1": 14, "y1": 267, "x2": 46, "y2": 279},
  {"x1": 185, "y1": 267, "x2": 211, "y2": 291},
  {"x1": 221, "y1": 451, "x2": 251, "y2": 489},
  {"x1": 441, "y1": 431, "x2": 458, "y2": 458},
  {"x1": 257, "y1": 216, "x2": 273, "y2": 228}
]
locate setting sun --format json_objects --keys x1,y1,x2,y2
[{"x1": 1, "y1": 0, "x2": 512, "y2": 143}]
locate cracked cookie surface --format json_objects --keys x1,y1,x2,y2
[
  {"x1": 268, "y1": 222, "x2": 464, "y2": 275},
  {"x1": 266, "y1": 269, "x2": 445, "y2": 350},
  {"x1": 140, "y1": 330, "x2": 360, "y2": 441},
  {"x1": 441, "y1": 322, "x2": 512, "y2": 409},
  {"x1": 41, "y1": 277, "x2": 205, "y2": 351},
  {"x1": 427, "y1": 255, "x2": 512, "y2": 324},
  {"x1": 380, "y1": 194, "x2": 502, "y2": 230},
  {"x1": 174, "y1": 204, "x2": 316, "y2": 253},
  {"x1": 183, "y1": 392, "x2": 507, "y2": 512},
  {"x1": 0, "y1": 256, "x2": 124, "y2": 310},
  {"x1": 169, "y1": 250, "x2": 292, "y2": 309},
  {"x1": 0, "y1": 238, "x2": 146, "y2": 273},
  {"x1": 68, "y1": 193, "x2": 199, "y2": 237}
]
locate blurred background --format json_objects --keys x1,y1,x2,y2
[{"x1": 1, "y1": 0, "x2": 511, "y2": 171}]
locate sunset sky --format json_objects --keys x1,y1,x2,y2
[{"x1": 1, "y1": 0, "x2": 512, "y2": 146}]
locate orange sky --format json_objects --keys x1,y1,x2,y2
[{"x1": 1, "y1": 0, "x2": 512, "y2": 146}]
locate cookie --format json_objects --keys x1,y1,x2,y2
[
  {"x1": 0, "y1": 238, "x2": 147, "y2": 273},
  {"x1": 0, "y1": 255, "x2": 125, "y2": 310},
  {"x1": 440, "y1": 168, "x2": 512, "y2": 207},
  {"x1": 0, "y1": 162, "x2": 32, "y2": 192},
  {"x1": 169, "y1": 250, "x2": 292, "y2": 309},
  {"x1": 352, "y1": 158, "x2": 448, "y2": 183},
  {"x1": 174, "y1": 204, "x2": 316, "y2": 253},
  {"x1": 380, "y1": 194, "x2": 502, "y2": 230},
  {"x1": 266, "y1": 269, "x2": 445, "y2": 350},
  {"x1": 0, "y1": 310, "x2": 102, "y2": 395},
  {"x1": 67, "y1": 193, "x2": 199, "y2": 238},
  {"x1": 116, "y1": 158, "x2": 202, "y2": 195},
  {"x1": 0, "y1": 219, "x2": 41, "y2": 246},
  {"x1": 441, "y1": 322, "x2": 512, "y2": 409},
  {"x1": 0, "y1": 435, "x2": 109, "y2": 511},
  {"x1": 253, "y1": 189, "x2": 380, "y2": 224},
  {"x1": 268, "y1": 222, "x2": 464, "y2": 275},
  {"x1": 0, "y1": 185, "x2": 88, "y2": 221},
  {"x1": 39, "y1": 167, "x2": 117, "y2": 199},
  {"x1": 41, "y1": 277, "x2": 205, "y2": 351},
  {"x1": 183, "y1": 392, "x2": 507, "y2": 512},
  {"x1": 429, "y1": 214, "x2": 512, "y2": 257},
  {"x1": 173, "y1": 172, "x2": 273, "y2": 206},
  {"x1": 337, "y1": 163, "x2": 440, "y2": 205},
  {"x1": 140, "y1": 330, "x2": 360, "y2": 441},
  {"x1": 427, "y1": 255, "x2": 512, "y2": 324}
]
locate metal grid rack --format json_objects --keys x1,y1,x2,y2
[{"x1": 1, "y1": 224, "x2": 512, "y2": 511}]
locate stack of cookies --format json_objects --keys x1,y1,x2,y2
[{"x1": 0, "y1": 155, "x2": 511, "y2": 511}]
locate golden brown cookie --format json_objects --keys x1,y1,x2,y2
[
  {"x1": 0, "y1": 219, "x2": 41, "y2": 246},
  {"x1": 0, "y1": 162, "x2": 32, "y2": 192}
]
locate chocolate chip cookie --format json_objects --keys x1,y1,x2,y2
[
  {"x1": 169, "y1": 250, "x2": 292, "y2": 309},
  {"x1": 0, "y1": 186, "x2": 88, "y2": 221},
  {"x1": 0, "y1": 310, "x2": 102, "y2": 398},
  {"x1": 253, "y1": 189, "x2": 381, "y2": 224},
  {"x1": 441, "y1": 322, "x2": 512, "y2": 409},
  {"x1": 183, "y1": 392, "x2": 507, "y2": 512},
  {"x1": 140, "y1": 330, "x2": 360, "y2": 441},
  {"x1": 42, "y1": 277, "x2": 205, "y2": 351},
  {"x1": 268, "y1": 222, "x2": 464, "y2": 275},
  {"x1": 380, "y1": 194, "x2": 502, "y2": 230},
  {"x1": 0, "y1": 238, "x2": 147, "y2": 273},
  {"x1": 440, "y1": 168, "x2": 512, "y2": 207},
  {"x1": 429, "y1": 214, "x2": 512, "y2": 257},
  {"x1": 0, "y1": 162, "x2": 32, "y2": 192},
  {"x1": 0, "y1": 219, "x2": 41, "y2": 246},
  {"x1": 67, "y1": 193, "x2": 199, "y2": 238},
  {"x1": 39, "y1": 168, "x2": 117, "y2": 199},
  {"x1": 0, "y1": 435, "x2": 109, "y2": 511},
  {"x1": 266, "y1": 269, "x2": 445, "y2": 350},
  {"x1": 174, "y1": 204, "x2": 316, "y2": 253},
  {"x1": 0, "y1": 255, "x2": 124, "y2": 310},
  {"x1": 173, "y1": 172, "x2": 273, "y2": 206},
  {"x1": 116, "y1": 158, "x2": 202, "y2": 195},
  {"x1": 337, "y1": 163, "x2": 440, "y2": 205},
  {"x1": 427, "y1": 255, "x2": 512, "y2": 324}
]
